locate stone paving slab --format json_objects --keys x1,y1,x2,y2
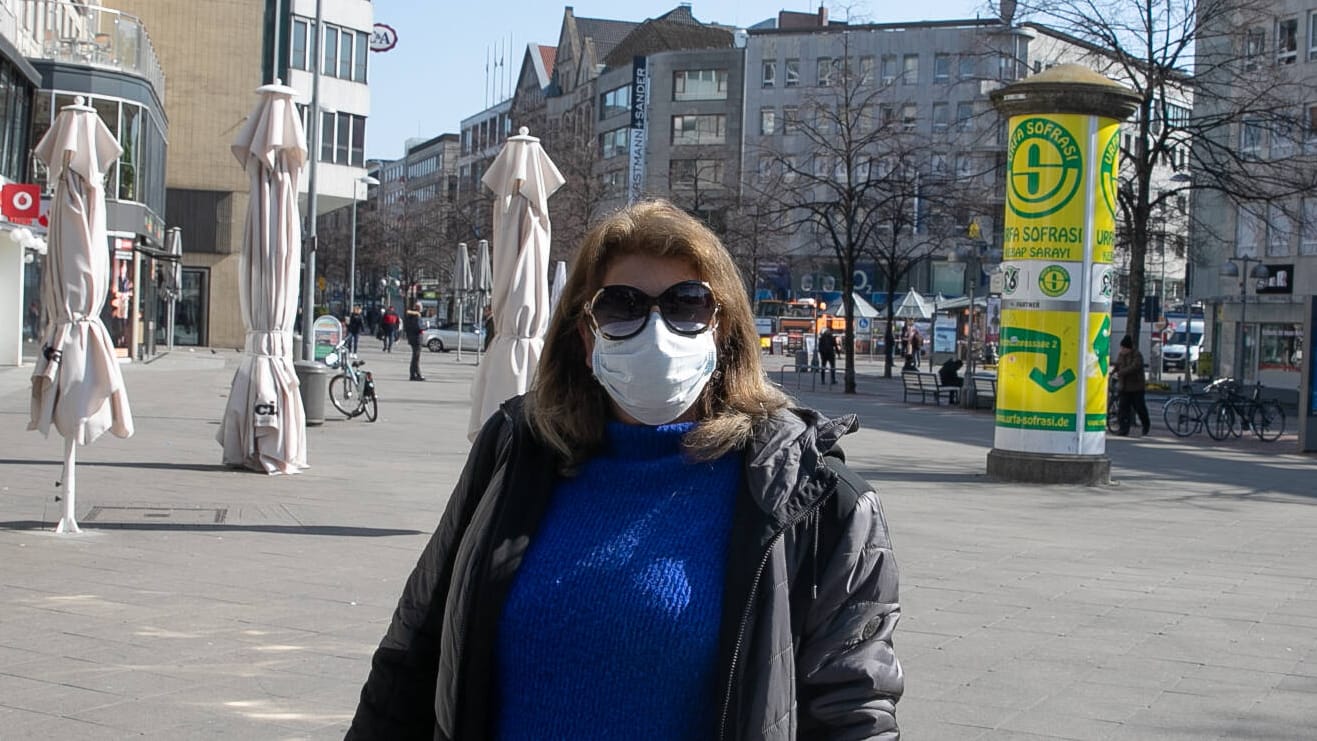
[{"x1": 1, "y1": 346, "x2": 1314, "y2": 739}]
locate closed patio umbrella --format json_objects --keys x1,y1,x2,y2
[
  {"x1": 468, "y1": 127, "x2": 564, "y2": 440},
  {"x1": 453, "y1": 241, "x2": 472, "y2": 361},
  {"x1": 474, "y1": 239, "x2": 491, "y2": 363},
  {"x1": 28, "y1": 96, "x2": 133, "y2": 533},
  {"x1": 549, "y1": 259, "x2": 567, "y2": 318},
  {"x1": 217, "y1": 82, "x2": 308, "y2": 475}
]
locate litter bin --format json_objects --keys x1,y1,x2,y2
[
  {"x1": 294, "y1": 360, "x2": 330, "y2": 426},
  {"x1": 794, "y1": 349, "x2": 809, "y2": 372}
]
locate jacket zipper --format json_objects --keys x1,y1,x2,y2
[{"x1": 717, "y1": 481, "x2": 836, "y2": 741}]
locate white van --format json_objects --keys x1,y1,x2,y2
[{"x1": 1161, "y1": 319, "x2": 1204, "y2": 374}]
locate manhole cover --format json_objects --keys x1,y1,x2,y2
[{"x1": 84, "y1": 506, "x2": 228, "y2": 525}]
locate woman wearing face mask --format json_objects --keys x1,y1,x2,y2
[{"x1": 347, "y1": 200, "x2": 902, "y2": 741}]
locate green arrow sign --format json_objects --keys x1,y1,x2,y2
[{"x1": 1001, "y1": 326, "x2": 1076, "y2": 393}]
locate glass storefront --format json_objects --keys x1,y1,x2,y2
[{"x1": 173, "y1": 267, "x2": 207, "y2": 347}]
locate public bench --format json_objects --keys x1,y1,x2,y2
[
  {"x1": 970, "y1": 375, "x2": 997, "y2": 409},
  {"x1": 901, "y1": 371, "x2": 953, "y2": 405}
]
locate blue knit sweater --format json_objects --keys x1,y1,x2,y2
[{"x1": 495, "y1": 421, "x2": 741, "y2": 741}]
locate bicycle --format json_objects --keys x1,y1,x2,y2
[
  {"x1": 324, "y1": 340, "x2": 378, "y2": 422},
  {"x1": 1204, "y1": 379, "x2": 1285, "y2": 442},
  {"x1": 1161, "y1": 378, "x2": 1230, "y2": 437}
]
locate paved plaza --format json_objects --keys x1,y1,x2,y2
[{"x1": 1, "y1": 344, "x2": 1314, "y2": 739}]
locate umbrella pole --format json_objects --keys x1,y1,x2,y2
[
  {"x1": 456, "y1": 292, "x2": 464, "y2": 363},
  {"x1": 55, "y1": 436, "x2": 81, "y2": 534}
]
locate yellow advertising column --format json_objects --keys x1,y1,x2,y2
[{"x1": 986, "y1": 65, "x2": 1139, "y2": 485}]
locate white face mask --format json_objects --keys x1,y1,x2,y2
[{"x1": 591, "y1": 310, "x2": 718, "y2": 425}]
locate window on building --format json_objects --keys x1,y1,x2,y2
[
  {"x1": 879, "y1": 105, "x2": 894, "y2": 127},
  {"x1": 323, "y1": 25, "x2": 339, "y2": 76},
  {"x1": 817, "y1": 57, "x2": 834, "y2": 86},
  {"x1": 674, "y1": 69, "x2": 728, "y2": 100},
  {"x1": 1309, "y1": 12, "x2": 1317, "y2": 62},
  {"x1": 600, "y1": 128, "x2": 629, "y2": 158},
  {"x1": 901, "y1": 103, "x2": 918, "y2": 131},
  {"x1": 600, "y1": 85, "x2": 630, "y2": 119},
  {"x1": 291, "y1": 18, "x2": 310, "y2": 70},
  {"x1": 933, "y1": 53, "x2": 951, "y2": 82},
  {"x1": 958, "y1": 54, "x2": 975, "y2": 80},
  {"x1": 881, "y1": 54, "x2": 897, "y2": 83},
  {"x1": 931, "y1": 102, "x2": 949, "y2": 132},
  {"x1": 783, "y1": 155, "x2": 797, "y2": 182},
  {"x1": 785, "y1": 59, "x2": 800, "y2": 87},
  {"x1": 339, "y1": 30, "x2": 353, "y2": 78},
  {"x1": 1240, "y1": 119, "x2": 1264, "y2": 156},
  {"x1": 320, "y1": 110, "x2": 335, "y2": 162},
  {"x1": 354, "y1": 31, "x2": 369, "y2": 81},
  {"x1": 955, "y1": 153, "x2": 974, "y2": 178},
  {"x1": 1277, "y1": 18, "x2": 1298, "y2": 65},
  {"x1": 956, "y1": 101, "x2": 974, "y2": 129},
  {"x1": 859, "y1": 55, "x2": 874, "y2": 85},
  {"x1": 760, "y1": 108, "x2": 775, "y2": 135},
  {"x1": 1301, "y1": 198, "x2": 1317, "y2": 254},
  {"x1": 671, "y1": 114, "x2": 726, "y2": 145},
  {"x1": 762, "y1": 60, "x2": 776, "y2": 87},
  {"x1": 1245, "y1": 27, "x2": 1266, "y2": 69},
  {"x1": 782, "y1": 106, "x2": 798, "y2": 135},
  {"x1": 902, "y1": 54, "x2": 918, "y2": 84},
  {"x1": 1236, "y1": 205, "x2": 1264, "y2": 256},
  {"x1": 1267, "y1": 202, "x2": 1292, "y2": 256},
  {"x1": 669, "y1": 158, "x2": 724, "y2": 189}
]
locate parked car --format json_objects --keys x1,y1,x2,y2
[{"x1": 421, "y1": 321, "x2": 483, "y2": 352}]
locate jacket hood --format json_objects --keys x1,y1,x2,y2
[{"x1": 744, "y1": 407, "x2": 858, "y2": 526}]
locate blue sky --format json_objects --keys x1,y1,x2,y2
[{"x1": 365, "y1": 0, "x2": 986, "y2": 160}]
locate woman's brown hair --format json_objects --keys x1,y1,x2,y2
[{"x1": 527, "y1": 199, "x2": 789, "y2": 469}]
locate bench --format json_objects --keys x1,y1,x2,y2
[
  {"x1": 970, "y1": 375, "x2": 997, "y2": 409},
  {"x1": 901, "y1": 371, "x2": 953, "y2": 405}
]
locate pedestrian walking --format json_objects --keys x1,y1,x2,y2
[
  {"x1": 346, "y1": 200, "x2": 903, "y2": 740},
  {"x1": 404, "y1": 302, "x2": 425, "y2": 381},
  {"x1": 1115, "y1": 335, "x2": 1150, "y2": 436},
  {"x1": 346, "y1": 306, "x2": 363, "y2": 355},
  {"x1": 380, "y1": 306, "x2": 399, "y2": 352},
  {"x1": 818, "y1": 325, "x2": 840, "y2": 384}
]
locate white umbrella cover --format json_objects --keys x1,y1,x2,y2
[
  {"x1": 468, "y1": 127, "x2": 565, "y2": 439},
  {"x1": 28, "y1": 97, "x2": 132, "y2": 533},
  {"x1": 217, "y1": 82, "x2": 308, "y2": 475},
  {"x1": 474, "y1": 239, "x2": 492, "y2": 364},
  {"x1": 549, "y1": 259, "x2": 567, "y2": 317},
  {"x1": 453, "y1": 242, "x2": 472, "y2": 361}
]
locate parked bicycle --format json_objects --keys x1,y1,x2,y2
[
  {"x1": 324, "y1": 340, "x2": 378, "y2": 422},
  {"x1": 1204, "y1": 380, "x2": 1284, "y2": 442},
  {"x1": 1161, "y1": 378, "x2": 1231, "y2": 438}
]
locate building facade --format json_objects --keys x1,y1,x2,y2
[
  {"x1": 1192, "y1": 0, "x2": 1317, "y2": 391},
  {"x1": 11, "y1": 0, "x2": 169, "y2": 363},
  {"x1": 110, "y1": 0, "x2": 371, "y2": 350}
]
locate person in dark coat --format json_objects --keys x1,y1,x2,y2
[
  {"x1": 346, "y1": 200, "x2": 902, "y2": 740},
  {"x1": 818, "y1": 326, "x2": 840, "y2": 384},
  {"x1": 1115, "y1": 335, "x2": 1149, "y2": 435},
  {"x1": 938, "y1": 358, "x2": 964, "y2": 404},
  {"x1": 346, "y1": 306, "x2": 364, "y2": 354},
  {"x1": 404, "y1": 302, "x2": 425, "y2": 381}
]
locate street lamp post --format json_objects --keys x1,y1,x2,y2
[
  {"x1": 1219, "y1": 256, "x2": 1270, "y2": 381},
  {"x1": 348, "y1": 175, "x2": 379, "y2": 316}
]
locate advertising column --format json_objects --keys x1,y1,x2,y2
[{"x1": 987, "y1": 65, "x2": 1139, "y2": 485}]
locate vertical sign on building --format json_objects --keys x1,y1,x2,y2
[
  {"x1": 628, "y1": 56, "x2": 649, "y2": 204},
  {"x1": 995, "y1": 114, "x2": 1119, "y2": 456}
]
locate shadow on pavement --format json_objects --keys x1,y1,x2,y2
[
  {"x1": 0, "y1": 521, "x2": 426, "y2": 536},
  {"x1": 0, "y1": 458, "x2": 235, "y2": 473}
]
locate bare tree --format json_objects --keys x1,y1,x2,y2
[
  {"x1": 1012, "y1": 0, "x2": 1317, "y2": 345},
  {"x1": 754, "y1": 37, "x2": 981, "y2": 387},
  {"x1": 543, "y1": 108, "x2": 622, "y2": 262}
]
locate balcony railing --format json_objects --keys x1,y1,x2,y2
[{"x1": 3, "y1": 0, "x2": 165, "y2": 103}]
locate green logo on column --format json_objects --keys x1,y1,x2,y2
[
  {"x1": 1099, "y1": 131, "x2": 1119, "y2": 219},
  {"x1": 1007, "y1": 117, "x2": 1083, "y2": 219},
  {"x1": 1038, "y1": 266, "x2": 1071, "y2": 297}
]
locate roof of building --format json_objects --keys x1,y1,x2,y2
[
  {"x1": 574, "y1": 16, "x2": 639, "y2": 61},
  {"x1": 538, "y1": 45, "x2": 557, "y2": 77},
  {"x1": 603, "y1": 5, "x2": 735, "y2": 67}
]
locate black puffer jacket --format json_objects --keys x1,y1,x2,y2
[{"x1": 347, "y1": 397, "x2": 902, "y2": 740}]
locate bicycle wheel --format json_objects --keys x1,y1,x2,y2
[
  {"x1": 328, "y1": 374, "x2": 357, "y2": 417},
  {"x1": 1250, "y1": 400, "x2": 1285, "y2": 442},
  {"x1": 1106, "y1": 395, "x2": 1120, "y2": 432},
  {"x1": 1162, "y1": 398, "x2": 1198, "y2": 437},
  {"x1": 1205, "y1": 401, "x2": 1236, "y2": 441},
  {"x1": 363, "y1": 395, "x2": 378, "y2": 422}
]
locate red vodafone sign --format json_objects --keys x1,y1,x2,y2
[{"x1": 2, "y1": 183, "x2": 40, "y2": 220}]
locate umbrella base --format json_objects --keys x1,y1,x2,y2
[{"x1": 54, "y1": 517, "x2": 82, "y2": 534}]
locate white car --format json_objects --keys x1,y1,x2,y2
[{"x1": 421, "y1": 321, "x2": 484, "y2": 352}]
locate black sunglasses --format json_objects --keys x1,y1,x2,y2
[{"x1": 585, "y1": 280, "x2": 720, "y2": 340}]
